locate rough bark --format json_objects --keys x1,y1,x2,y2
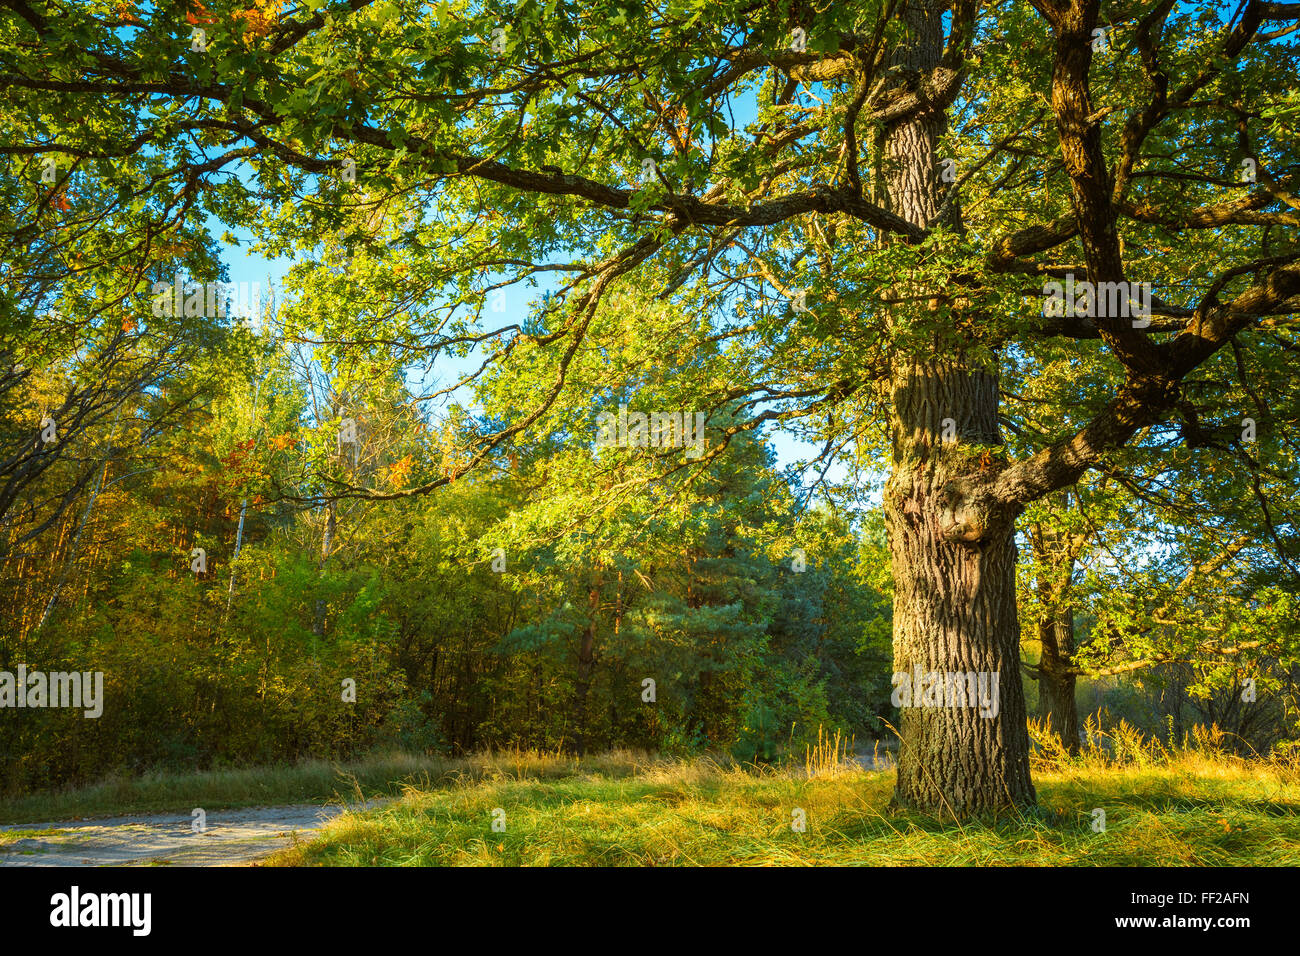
[
  {"x1": 1037, "y1": 607, "x2": 1080, "y2": 754},
  {"x1": 883, "y1": 0, "x2": 1035, "y2": 815}
]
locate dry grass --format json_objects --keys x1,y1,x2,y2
[
  {"x1": 0, "y1": 747, "x2": 658, "y2": 826},
  {"x1": 265, "y1": 726, "x2": 1300, "y2": 867}
]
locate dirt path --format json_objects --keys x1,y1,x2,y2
[{"x1": 0, "y1": 802, "x2": 378, "y2": 867}]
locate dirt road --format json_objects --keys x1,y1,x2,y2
[{"x1": 0, "y1": 802, "x2": 371, "y2": 867}]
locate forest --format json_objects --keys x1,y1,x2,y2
[{"x1": 0, "y1": 0, "x2": 1299, "y2": 871}]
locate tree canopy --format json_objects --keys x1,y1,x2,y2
[{"x1": 2, "y1": 0, "x2": 1298, "y2": 815}]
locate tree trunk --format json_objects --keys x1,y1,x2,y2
[
  {"x1": 36, "y1": 458, "x2": 108, "y2": 632},
  {"x1": 573, "y1": 581, "x2": 600, "y2": 756},
  {"x1": 882, "y1": 0, "x2": 1035, "y2": 815},
  {"x1": 1037, "y1": 607, "x2": 1080, "y2": 754},
  {"x1": 312, "y1": 499, "x2": 335, "y2": 641},
  {"x1": 1033, "y1": 519, "x2": 1080, "y2": 754}
]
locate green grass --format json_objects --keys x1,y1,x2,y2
[
  {"x1": 0, "y1": 748, "x2": 681, "y2": 829},
  {"x1": 0, "y1": 825, "x2": 69, "y2": 850},
  {"x1": 7, "y1": 721, "x2": 1299, "y2": 866},
  {"x1": 0, "y1": 751, "x2": 542, "y2": 826},
  {"x1": 264, "y1": 738, "x2": 1300, "y2": 867}
]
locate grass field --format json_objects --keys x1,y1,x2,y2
[
  {"x1": 0, "y1": 753, "x2": 455, "y2": 828},
  {"x1": 5, "y1": 721, "x2": 1297, "y2": 865},
  {"x1": 266, "y1": 724, "x2": 1300, "y2": 867}
]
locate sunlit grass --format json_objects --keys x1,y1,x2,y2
[
  {"x1": 8, "y1": 721, "x2": 1297, "y2": 866},
  {"x1": 0, "y1": 825, "x2": 69, "y2": 848},
  {"x1": 267, "y1": 726, "x2": 1300, "y2": 867},
  {"x1": 0, "y1": 747, "x2": 651, "y2": 825}
]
